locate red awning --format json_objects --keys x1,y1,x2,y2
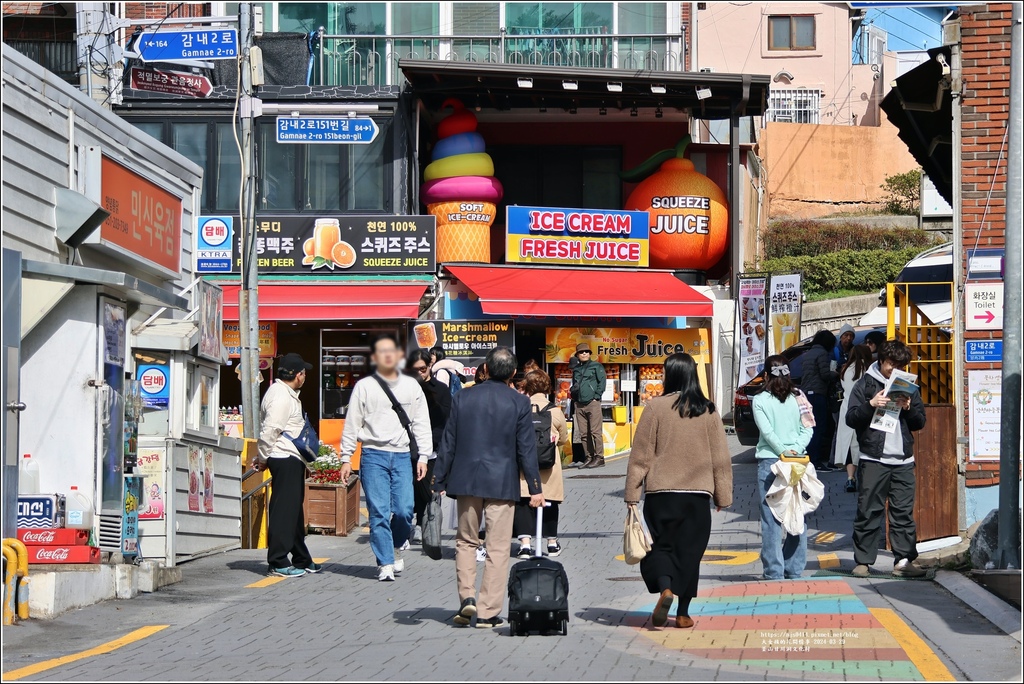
[
  {"x1": 219, "y1": 283, "x2": 428, "y2": 321},
  {"x1": 445, "y1": 265, "x2": 714, "y2": 318}
]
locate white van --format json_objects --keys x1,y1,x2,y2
[{"x1": 859, "y1": 242, "x2": 954, "y2": 326}]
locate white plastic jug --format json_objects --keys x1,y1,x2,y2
[
  {"x1": 66, "y1": 486, "x2": 94, "y2": 530},
  {"x1": 19, "y1": 454, "x2": 39, "y2": 495}
]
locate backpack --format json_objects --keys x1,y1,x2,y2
[
  {"x1": 531, "y1": 402, "x2": 557, "y2": 470},
  {"x1": 433, "y1": 367, "x2": 464, "y2": 398}
]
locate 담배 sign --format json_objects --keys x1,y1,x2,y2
[
  {"x1": 138, "y1": 364, "x2": 170, "y2": 409},
  {"x1": 968, "y1": 369, "x2": 1001, "y2": 460},
  {"x1": 964, "y1": 282, "x2": 1003, "y2": 331},
  {"x1": 506, "y1": 205, "x2": 650, "y2": 267},
  {"x1": 136, "y1": 28, "x2": 238, "y2": 62},
  {"x1": 276, "y1": 117, "x2": 379, "y2": 144},
  {"x1": 196, "y1": 216, "x2": 233, "y2": 273}
]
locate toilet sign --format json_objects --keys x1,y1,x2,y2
[
  {"x1": 965, "y1": 282, "x2": 1004, "y2": 331},
  {"x1": 138, "y1": 365, "x2": 170, "y2": 408}
]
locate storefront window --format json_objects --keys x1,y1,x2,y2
[{"x1": 185, "y1": 361, "x2": 219, "y2": 439}]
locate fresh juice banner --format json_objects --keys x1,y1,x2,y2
[
  {"x1": 545, "y1": 327, "x2": 709, "y2": 364},
  {"x1": 506, "y1": 205, "x2": 649, "y2": 267}
]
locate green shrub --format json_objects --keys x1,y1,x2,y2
[
  {"x1": 760, "y1": 247, "x2": 926, "y2": 296},
  {"x1": 763, "y1": 220, "x2": 936, "y2": 259},
  {"x1": 881, "y1": 169, "x2": 922, "y2": 215}
]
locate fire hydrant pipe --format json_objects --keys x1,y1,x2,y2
[
  {"x1": 2, "y1": 545, "x2": 17, "y2": 625},
  {"x1": 2, "y1": 539, "x2": 30, "y2": 621}
]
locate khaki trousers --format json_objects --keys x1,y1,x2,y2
[
  {"x1": 455, "y1": 496, "x2": 515, "y2": 619},
  {"x1": 574, "y1": 400, "x2": 604, "y2": 461}
]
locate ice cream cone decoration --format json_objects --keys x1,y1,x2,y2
[{"x1": 421, "y1": 99, "x2": 503, "y2": 263}]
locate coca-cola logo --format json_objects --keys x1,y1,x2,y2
[
  {"x1": 22, "y1": 531, "x2": 56, "y2": 543},
  {"x1": 35, "y1": 547, "x2": 70, "y2": 561}
]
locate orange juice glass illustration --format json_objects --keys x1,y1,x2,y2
[
  {"x1": 313, "y1": 218, "x2": 341, "y2": 259},
  {"x1": 414, "y1": 323, "x2": 437, "y2": 348}
]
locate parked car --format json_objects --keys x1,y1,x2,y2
[
  {"x1": 859, "y1": 242, "x2": 954, "y2": 327},
  {"x1": 733, "y1": 327, "x2": 886, "y2": 446}
]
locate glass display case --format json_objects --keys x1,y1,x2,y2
[{"x1": 320, "y1": 347, "x2": 370, "y2": 419}]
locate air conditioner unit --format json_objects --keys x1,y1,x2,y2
[{"x1": 699, "y1": 67, "x2": 714, "y2": 73}]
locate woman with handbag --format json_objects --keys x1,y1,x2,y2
[
  {"x1": 624, "y1": 353, "x2": 733, "y2": 629},
  {"x1": 513, "y1": 370, "x2": 569, "y2": 558},
  {"x1": 752, "y1": 355, "x2": 815, "y2": 580}
]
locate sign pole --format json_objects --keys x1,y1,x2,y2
[
  {"x1": 237, "y1": 2, "x2": 261, "y2": 440},
  {"x1": 995, "y1": 1, "x2": 1021, "y2": 571}
]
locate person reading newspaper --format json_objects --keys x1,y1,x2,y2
[{"x1": 845, "y1": 340, "x2": 927, "y2": 578}]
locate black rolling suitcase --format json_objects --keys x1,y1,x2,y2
[{"x1": 507, "y1": 503, "x2": 569, "y2": 636}]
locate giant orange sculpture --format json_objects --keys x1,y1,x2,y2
[{"x1": 623, "y1": 135, "x2": 729, "y2": 271}]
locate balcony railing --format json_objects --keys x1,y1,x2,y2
[
  {"x1": 313, "y1": 31, "x2": 685, "y2": 87},
  {"x1": 5, "y1": 39, "x2": 78, "y2": 83}
]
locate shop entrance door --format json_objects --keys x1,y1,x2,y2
[{"x1": 2, "y1": 249, "x2": 24, "y2": 538}]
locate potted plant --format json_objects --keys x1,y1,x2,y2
[{"x1": 304, "y1": 443, "x2": 360, "y2": 536}]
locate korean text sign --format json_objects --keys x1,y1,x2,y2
[
  {"x1": 768, "y1": 273, "x2": 803, "y2": 356},
  {"x1": 229, "y1": 215, "x2": 436, "y2": 274},
  {"x1": 100, "y1": 156, "x2": 183, "y2": 275},
  {"x1": 506, "y1": 205, "x2": 649, "y2": 267}
]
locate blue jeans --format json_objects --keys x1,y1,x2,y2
[
  {"x1": 757, "y1": 458, "x2": 807, "y2": 580},
  {"x1": 359, "y1": 448, "x2": 414, "y2": 566}
]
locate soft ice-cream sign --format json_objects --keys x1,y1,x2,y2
[{"x1": 506, "y1": 206, "x2": 649, "y2": 267}]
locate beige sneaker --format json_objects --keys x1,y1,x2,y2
[
  {"x1": 892, "y1": 559, "x2": 927, "y2": 578},
  {"x1": 852, "y1": 564, "x2": 871, "y2": 578}
]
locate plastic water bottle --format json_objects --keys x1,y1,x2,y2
[
  {"x1": 66, "y1": 486, "x2": 94, "y2": 530},
  {"x1": 19, "y1": 454, "x2": 39, "y2": 495}
]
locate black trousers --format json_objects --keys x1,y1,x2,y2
[
  {"x1": 412, "y1": 458, "x2": 436, "y2": 527},
  {"x1": 853, "y1": 460, "x2": 917, "y2": 566},
  {"x1": 640, "y1": 493, "x2": 712, "y2": 617},
  {"x1": 266, "y1": 456, "x2": 313, "y2": 570},
  {"x1": 512, "y1": 499, "x2": 559, "y2": 539}
]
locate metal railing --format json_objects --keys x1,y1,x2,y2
[
  {"x1": 887, "y1": 282, "x2": 955, "y2": 405},
  {"x1": 241, "y1": 468, "x2": 271, "y2": 550},
  {"x1": 5, "y1": 40, "x2": 78, "y2": 83},
  {"x1": 314, "y1": 31, "x2": 684, "y2": 86}
]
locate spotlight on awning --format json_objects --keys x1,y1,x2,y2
[
  {"x1": 650, "y1": 84, "x2": 667, "y2": 94},
  {"x1": 607, "y1": 82, "x2": 622, "y2": 93},
  {"x1": 562, "y1": 80, "x2": 578, "y2": 91},
  {"x1": 517, "y1": 77, "x2": 533, "y2": 88}
]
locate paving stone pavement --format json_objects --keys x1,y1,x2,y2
[{"x1": 2, "y1": 437, "x2": 1020, "y2": 682}]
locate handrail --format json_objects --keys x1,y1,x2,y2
[
  {"x1": 887, "y1": 281, "x2": 955, "y2": 405},
  {"x1": 241, "y1": 469, "x2": 272, "y2": 549}
]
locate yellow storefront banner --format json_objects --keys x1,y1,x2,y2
[
  {"x1": 545, "y1": 327, "x2": 710, "y2": 364},
  {"x1": 223, "y1": 322, "x2": 278, "y2": 358},
  {"x1": 507, "y1": 234, "x2": 650, "y2": 268}
]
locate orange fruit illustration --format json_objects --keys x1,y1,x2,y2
[
  {"x1": 623, "y1": 136, "x2": 729, "y2": 271},
  {"x1": 303, "y1": 238, "x2": 315, "y2": 256},
  {"x1": 331, "y1": 241, "x2": 357, "y2": 268}
]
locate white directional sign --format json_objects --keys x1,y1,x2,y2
[{"x1": 965, "y1": 282, "x2": 1004, "y2": 331}]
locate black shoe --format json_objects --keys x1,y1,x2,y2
[
  {"x1": 845, "y1": 478, "x2": 857, "y2": 493},
  {"x1": 816, "y1": 463, "x2": 836, "y2": 473},
  {"x1": 453, "y1": 597, "x2": 477, "y2": 626},
  {"x1": 516, "y1": 545, "x2": 533, "y2": 559},
  {"x1": 580, "y1": 458, "x2": 596, "y2": 469},
  {"x1": 585, "y1": 458, "x2": 605, "y2": 469},
  {"x1": 546, "y1": 541, "x2": 562, "y2": 557},
  {"x1": 475, "y1": 615, "x2": 506, "y2": 629}
]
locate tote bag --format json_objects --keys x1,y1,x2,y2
[{"x1": 623, "y1": 505, "x2": 652, "y2": 565}]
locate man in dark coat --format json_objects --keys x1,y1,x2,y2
[
  {"x1": 571, "y1": 342, "x2": 608, "y2": 468},
  {"x1": 432, "y1": 346, "x2": 544, "y2": 629}
]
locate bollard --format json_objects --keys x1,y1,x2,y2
[
  {"x1": 3, "y1": 539, "x2": 30, "y2": 621},
  {"x1": 2, "y1": 545, "x2": 17, "y2": 625}
]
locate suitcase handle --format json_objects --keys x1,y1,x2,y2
[{"x1": 535, "y1": 502, "x2": 551, "y2": 558}]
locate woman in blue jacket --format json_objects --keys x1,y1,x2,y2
[{"x1": 752, "y1": 356, "x2": 814, "y2": 580}]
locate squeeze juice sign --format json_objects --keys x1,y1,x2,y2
[{"x1": 506, "y1": 205, "x2": 649, "y2": 267}]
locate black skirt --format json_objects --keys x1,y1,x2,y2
[{"x1": 639, "y1": 492, "x2": 712, "y2": 600}]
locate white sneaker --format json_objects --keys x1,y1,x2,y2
[
  {"x1": 412, "y1": 525, "x2": 422, "y2": 544},
  {"x1": 398, "y1": 539, "x2": 411, "y2": 552},
  {"x1": 394, "y1": 544, "x2": 407, "y2": 574},
  {"x1": 378, "y1": 564, "x2": 396, "y2": 582},
  {"x1": 476, "y1": 546, "x2": 487, "y2": 563}
]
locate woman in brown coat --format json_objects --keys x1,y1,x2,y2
[
  {"x1": 625, "y1": 353, "x2": 733, "y2": 629},
  {"x1": 514, "y1": 370, "x2": 569, "y2": 557}
]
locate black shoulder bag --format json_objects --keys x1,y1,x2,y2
[{"x1": 372, "y1": 375, "x2": 420, "y2": 462}]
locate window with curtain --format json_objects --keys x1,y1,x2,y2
[
  {"x1": 768, "y1": 15, "x2": 816, "y2": 50},
  {"x1": 617, "y1": 2, "x2": 667, "y2": 33},
  {"x1": 259, "y1": 127, "x2": 298, "y2": 211},
  {"x1": 392, "y1": 2, "x2": 440, "y2": 35},
  {"x1": 304, "y1": 118, "x2": 391, "y2": 211},
  {"x1": 216, "y1": 123, "x2": 243, "y2": 213}
]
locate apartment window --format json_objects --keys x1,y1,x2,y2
[
  {"x1": 768, "y1": 15, "x2": 815, "y2": 50},
  {"x1": 392, "y1": 2, "x2": 440, "y2": 35},
  {"x1": 766, "y1": 88, "x2": 821, "y2": 124}
]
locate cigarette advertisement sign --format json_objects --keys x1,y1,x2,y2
[
  {"x1": 408, "y1": 319, "x2": 515, "y2": 377},
  {"x1": 225, "y1": 215, "x2": 435, "y2": 274},
  {"x1": 768, "y1": 273, "x2": 803, "y2": 356},
  {"x1": 544, "y1": 327, "x2": 710, "y2": 364},
  {"x1": 506, "y1": 205, "x2": 649, "y2": 267},
  {"x1": 737, "y1": 276, "x2": 768, "y2": 383}
]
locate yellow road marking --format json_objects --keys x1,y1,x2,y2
[
  {"x1": 818, "y1": 552, "x2": 840, "y2": 569},
  {"x1": 246, "y1": 558, "x2": 329, "y2": 588},
  {"x1": 615, "y1": 551, "x2": 757, "y2": 565},
  {"x1": 814, "y1": 531, "x2": 837, "y2": 544},
  {"x1": 605, "y1": 452, "x2": 630, "y2": 464},
  {"x1": 869, "y1": 608, "x2": 956, "y2": 681},
  {"x1": 2, "y1": 625, "x2": 168, "y2": 681}
]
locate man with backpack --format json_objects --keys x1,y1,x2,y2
[
  {"x1": 513, "y1": 369, "x2": 569, "y2": 558},
  {"x1": 432, "y1": 347, "x2": 544, "y2": 629},
  {"x1": 571, "y1": 343, "x2": 607, "y2": 468}
]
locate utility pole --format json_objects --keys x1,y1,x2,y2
[
  {"x1": 995, "y1": 1, "x2": 1022, "y2": 571},
  {"x1": 237, "y1": 2, "x2": 261, "y2": 441}
]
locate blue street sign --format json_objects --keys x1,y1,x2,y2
[
  {"x1": 196, "y1": 216, "x2": 234, "y2": 273},
  {"x1": 137, "y1": 28, "x2": 238, "y2": 62},
  {"x1": 966, "y1": 340, "x2": 1002, "y2": 363},
  {"x1": 276, "y1": 116, "x2": 380, "y2": 144}
]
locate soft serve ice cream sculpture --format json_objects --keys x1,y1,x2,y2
[{"x1": 421, "y1": 98, "x2": 504, "y2": 263}]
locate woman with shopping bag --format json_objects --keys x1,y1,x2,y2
[
  {"x1": 624, "y1": 353, "x2": 733, "y2": 629},
  {"x1": 752, "y1": 355, "x2": 815, "y2": 580}
]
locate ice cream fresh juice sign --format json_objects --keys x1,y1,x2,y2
[{"x1": 506, "y1": 206, "x2": 650, "y2": 267}]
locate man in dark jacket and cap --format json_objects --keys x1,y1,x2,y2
[
  {"x1": 571, "y1": 342, "x2": 608, "y2": 468},
  {"x1": 432, "y1": 346, "x2": 544, "y2": 629}
]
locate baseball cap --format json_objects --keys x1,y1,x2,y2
[{"x1": 278, "y1": 353, "x2": 312, "y2": 373}]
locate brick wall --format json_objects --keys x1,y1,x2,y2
[
  {"x1": 959, "y1": 3, "x2": 1011, "y2": 486},
  {"x1": 124, "y1": 3, "x2": 211, "y2": 21},
  {"x1": 681, "y1": 2, "x2": 691, "y2": 71}
]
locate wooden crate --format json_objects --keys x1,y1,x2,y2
[{"x1": 304, "y1": 476, "x2": 360, "y2": 537}]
